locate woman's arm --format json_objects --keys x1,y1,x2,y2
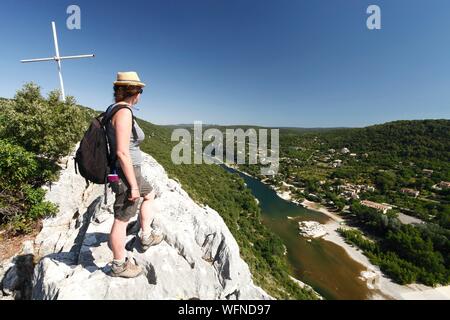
[{"x1": 112, "y1": 108, "x2": 140, "y2": 202}]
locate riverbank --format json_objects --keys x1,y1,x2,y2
[
  {"x1": 270, "y1": 176, "x2": 450, "y2": 299},
  {"x1": 222, "y1": 164, "x2": 450, "y2": 300},
  {"x1": 301, "y1": 200, "x2": 344, "y2": 223},
  {"x1": 301, "y1": 200, "x2": 450, "y2": 300}
]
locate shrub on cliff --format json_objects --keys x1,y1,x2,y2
[
  {"x1": 0, "y1": 139, "x2": 58, "y2": 234},
  {"x1": 1, "y1": 83, "x2": 91, "y2": 161},
  {"x1": 0, "y1": 83, "x2": 93, "y2": 234}
]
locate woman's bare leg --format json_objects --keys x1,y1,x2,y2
[
  {"x1": 140, "y1": 190, "x2": 156, "y2": 234},
  {"x1": 110, "y1": 218, "x2": 128, "y2": 260}
]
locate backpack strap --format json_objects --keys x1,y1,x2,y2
[
  {"x1": 104, "y1": 103, "x2": 138, "y2": 140},
  {"x1": 103, "y1": 103, "x2": 139, "y2": 172},
  {"x1": 104, "y1": 175, "x2": 108, "y2": 205}
]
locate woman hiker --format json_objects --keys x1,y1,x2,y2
[{"x1": 106, "y1": 71, "x2": 164, "y2": 278}]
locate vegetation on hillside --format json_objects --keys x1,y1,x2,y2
[
  {"x1": 339, "y1": 203, "x2": 450, "y2": 286},
  {"x1": 0, "y1": 83, "x2": 94, "y2": 234}
]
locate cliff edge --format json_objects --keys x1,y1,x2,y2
[{"x1": 1, "y1": 149, "x2": 271, "y2": 300}]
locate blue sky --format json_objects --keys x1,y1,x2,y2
[{"x1": 1, "y1": 0, "x2": 449, "y2": 127}]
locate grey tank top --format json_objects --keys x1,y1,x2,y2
[{"x1": 105, "y1": 104, "x2": 145, "y2": 168}]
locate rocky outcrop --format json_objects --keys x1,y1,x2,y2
[
  {"x1": 0, "y1": 241, "x2": 34, "y2": 300},
  {"x1": 2, "y1": 149, "x2": 271, "y2": 300},
  {"x1": 298, "y1": 221, "x2": 327, "y2": 239}
]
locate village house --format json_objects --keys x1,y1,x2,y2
[
  {"x1": 360, "y1": 200, "x2": 393, "y2": 214},
  {"x1": 341, "y1": 147, "x2": 350, "y2": 154},
  {"x1": 360, "y1": 185, "x2": 376, "y2": 192},
  {"x1": 400, "y1": 188, "x2": 420, "y2": 198},
  {"x1": 339, "y1": 184, "x2": 358, "y2": 194},
  {"x1": 422, "y1": 169, "x2": 434, "y2": 177},
  {"x1": 308, "y1": 193, "x2": 319, "y2": 200},
  {"x1": 344, "y1": 191, "x2": 359, "y2": 200},
  {"x1": 439, "y1": 181, "x2": 450, "y2": 189},
  {"x1": 339, "y1": 184, "x2": 375, "y2": 195},
  {"x1": 338, "y1": 184, "x2": 359, "y2": 200},
  {"x1": 332, "y1": 159, "x2": 343, "y2": 168}
]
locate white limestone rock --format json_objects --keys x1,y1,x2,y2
[
  {"x1": 298, "y1": 221, "x2": 327, "y2": 239},
  {"x1": 31, "y1": 150, "x2": 272, "y2": 300},
  {"x1": 0, "y1": 240, "x2": 35, "y2": 299}
]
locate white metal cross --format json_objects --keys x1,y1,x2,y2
[{"x1": 20, "y1": 21, "x2": 95, "y2": 102}]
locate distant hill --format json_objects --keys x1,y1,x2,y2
[
  {"x1": 163, "y1": 124, "x2": 347, "y2": 134},
  {"x1": 279, "y1": 127, "x2": 351, "y2": 134},
  {"x1": 316, "y1": 119, "x2": 450, "y2": 165}
]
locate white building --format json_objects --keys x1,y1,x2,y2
[
  {"x1": 439, "y1": 181, "x2": 450, "y2": 189},
  {"x1": 332, "y1": 159, "x2": 343, "y2": 168},
  {"x1": 360, "y1": 200, "x2": 392, "y2": 214},
  {"x1": 400, "y1": 188, "x2": 420, "y2": 198}
]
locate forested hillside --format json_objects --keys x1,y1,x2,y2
[{"x1": 317, "y1": 120, "x2": 450, "y2": 168}]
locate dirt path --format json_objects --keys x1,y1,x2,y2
[{"x1": 0, "y1": 226, "x2": 40, "y2": 262}]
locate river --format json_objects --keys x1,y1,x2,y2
[{"x1": 222, "y1": 165, "x2": 372, "y2": 300}]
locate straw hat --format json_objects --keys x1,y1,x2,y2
[{"x1": 113, "y1": 71, "x2": 146, "y2": 87}]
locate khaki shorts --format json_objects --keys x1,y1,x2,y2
[{"x1": 109, "y1": 165, "x2": 153, "y2": 222}]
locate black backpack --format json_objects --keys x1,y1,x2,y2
[{"x1": 74, "y1": 103, "x2": 137, "y2": 202}]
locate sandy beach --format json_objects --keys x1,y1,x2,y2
[{"x1": 301, "y1": 200, "x2": 344, "y2": 223}]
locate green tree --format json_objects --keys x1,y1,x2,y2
[
  {"x1": 3, "y1": 83, "x2": 88, "y2": 161},
  {"x1": 374, "y1": 171, "x2": 396, "y2": 193}
]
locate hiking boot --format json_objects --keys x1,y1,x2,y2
[
  {"x1": 110, "y1": 258, "x2": 143, "y2": 278},
  {"x1": 140, "y1": 228, "x2": 164, "y2": 251}
]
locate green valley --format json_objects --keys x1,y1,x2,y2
[{"x1": 237, "y1": 120, "x2": 450, "y2": 287}]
